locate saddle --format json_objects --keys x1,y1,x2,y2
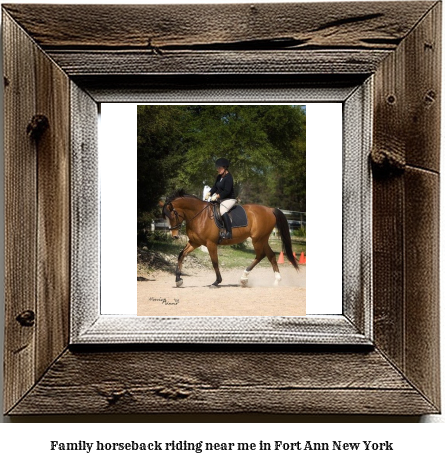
[{"x1": 212, "y1": 202, "x2": 248, "y2": 229}]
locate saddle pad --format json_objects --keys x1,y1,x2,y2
[{"x1": 214, "y1": 204, "x2": 248, "y2": 229}]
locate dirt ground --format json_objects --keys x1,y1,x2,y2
[{"x1": 137, "y1": 264, "x2": 306, "y2": 316}]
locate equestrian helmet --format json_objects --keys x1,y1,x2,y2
[{"x1": 215, "y1": 157, "x2": 230, "y2": 168}]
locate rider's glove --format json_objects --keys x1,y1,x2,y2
[
  {"x1": 204, "y1": 192, "x2": 211, "y2": 200},
  {"x1": 210, "y1": 194, "x2": 218, "y2": 202}
]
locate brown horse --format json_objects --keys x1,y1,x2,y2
[{"x1": 162, "y1": 190, "x2": 298, "y2": 287}]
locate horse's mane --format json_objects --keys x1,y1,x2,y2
[
  {"x1": 164, "y1": 189, "x2": 201, "y2": 204},
  {"x1": 163, "y1": 189, "x2": 203, "y2": 218}
]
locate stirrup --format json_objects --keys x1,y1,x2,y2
[{"x1": 218, "y1": 230, "x2": 232, "y2": 243}]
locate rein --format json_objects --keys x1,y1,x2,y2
[{"x1": 166, "y1": 201, "x2": 211, "y2": 232}]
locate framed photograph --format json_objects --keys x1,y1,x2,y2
[
  {"x1": 3, "y1": 2, "x2": 440, "y2": 415},
  {"x1": 134, "y1": 103, "x2": 308, "y2": 318}
]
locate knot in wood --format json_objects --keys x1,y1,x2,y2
[
  {"x1": 16, "y1": 310, "x2": 35, "y2": 327},
  {"x1": 154, "y1": 386, "x2": 191, "y2": 400},
  {"x1": 370, "y1": 148, "x2": 405, "y2": 178},
  {"x1": 96, "y1": 385, "x2": 130, "y2": 405},
  {"x1": 105, "y1": 390, "x2": 128, "y2": 405},
  {"x1": 27, "y1": 114, "x2": 49, "y2": 140},
  {"x1": 424, "y1": 90, "x2": 436, "y2": 105}
]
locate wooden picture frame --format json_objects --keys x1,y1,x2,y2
[{"x1": 2, "y1": 2, "x2": 440, "y2": 415}]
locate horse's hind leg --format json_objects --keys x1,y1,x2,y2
[
  {"x1": 264, "y1": 243, "x2": 282, "y2": 286},
  {"x1": 240, "y1": 239, "x2": 266, "y2": 287},
  {"x1": 175, "y1": 241, "x2": 196, "y2": 287}
]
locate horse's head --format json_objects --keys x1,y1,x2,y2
[
  {"x1": 162, "y1": 190, "x2": 205, "y2": 239},
  {"x1": 162, "y1": 201, "x2": 183, "y2": 239}
]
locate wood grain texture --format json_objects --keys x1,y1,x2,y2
[
  {"x1": 342, "y1": 81, "x2": 372, "y2": 336},
  {"x1": 401, "y1": 2, "x2": 441, "y2": 409},
  {"x1": 371, "y1": 1, "x2": 441, "y2": 172},
  {"x1": 2, "y1": 2, "x2": 435, "y2": 50},
  {"x1": 74, "y1": 315, "x2": 371, "y2": 346},
  {"x1": 76, "y1": 75, "x2": 365, "y2": 104},
  {"x1": 3, "y1": 12, "x2": 38, "y2": 414},
  {"x1": 3, "y1": 11, "x2": 71, "y2": 413},
  {"x1": 3, "y1": 1, "x2": 433, "y2": 80},
  {"x1": 8, "y1": 349, "x2": 437, "y2": 415},
  {"x1": 372, "y1": 2, "x2": 441, "y2": 411},
  {"x1": 70, "y1": 83, "x2": 100, "y2": 337},
  {"x1": 35, "y1": 38, "x2": 71, "y2": 382},
  {"x1": 47, "y1": 50, "x2": 390, "y2": 77},
  {"x1": 372, "y1": 175, "x2": 405, "y2": 367},
  {"x1": 404, "y1": 2, "x2": 441, "y2": 171},
  {"x1": 404, "y1": 168, "x2": 440, "y2": 408},
  {"x1": 372, "y1": 8, "x2": 408, "y2": 371}
]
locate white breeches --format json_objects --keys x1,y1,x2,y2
[{"x1": 220, "y1": 198, "x2": 237, "y2": 215}]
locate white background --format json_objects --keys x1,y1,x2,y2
[
  {"x1": 0, "y1": 0, "x2": 444, "y2": 459},
  {"x1": 100, "y1": 103, "x2": 342, "y2": 315}
]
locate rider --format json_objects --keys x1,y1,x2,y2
[{"x1": 205, "y1": 157, "x2": 236, "y2": 239}]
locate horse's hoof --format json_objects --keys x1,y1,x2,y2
[
  {"x1": 176, "y1": 279, "x2": 183, "y2": 287},
  {"x1": 273, "y1": 272, "x2": 281, "y2": 287},
  {"x1": 240, "y1": 270, "x2": 250, "y2": 287},
  {"x1": 210, "y1": 281, "x2": 220, "y2": 288}
]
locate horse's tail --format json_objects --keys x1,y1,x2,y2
[{"x1": 273, "y1": 208, "x2": 299, "y2": 270}]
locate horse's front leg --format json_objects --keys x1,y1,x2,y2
[
  {"x1": 207, "y1": 242, "x2": 222, "y2": 287},
  {"x1": 175, "y1": 241, "x2": 196, "y2": 287}
]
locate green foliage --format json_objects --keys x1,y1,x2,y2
[
  {"x1": 137, "y1": 105, "x2": 190, "y2": 215},
  {"x1": 293, "y1": 226, "x2": 306, "y2": 238},
  {"x1": 137, "y1": 105, "x2": 306, "y2": 228}
]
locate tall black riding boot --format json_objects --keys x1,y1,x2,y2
[{"x1": 221, "y1": 212, "x2": 232, "y2": 239}]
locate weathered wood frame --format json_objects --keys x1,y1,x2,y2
[{"x1": 3, "y1": 2, "x2": 441, "y2": 415}]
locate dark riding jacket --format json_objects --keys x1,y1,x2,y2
[{"x1": 209, "y1": 172, "x2": 235, "y2": 200}]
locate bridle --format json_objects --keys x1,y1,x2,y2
[
  {"x1": 165, "y1": 203, "x2": 185, "y2": 231},
  {"x1": 164, "y1": 201, "x2": 211, "y2": 232}
]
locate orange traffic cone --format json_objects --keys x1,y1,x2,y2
[
  {"x1": 298, "y1": 252, "x2": 306, "y2": 265},
  {"x1": 278, "y1": 251, "x2": 285, "y2": 264}
]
